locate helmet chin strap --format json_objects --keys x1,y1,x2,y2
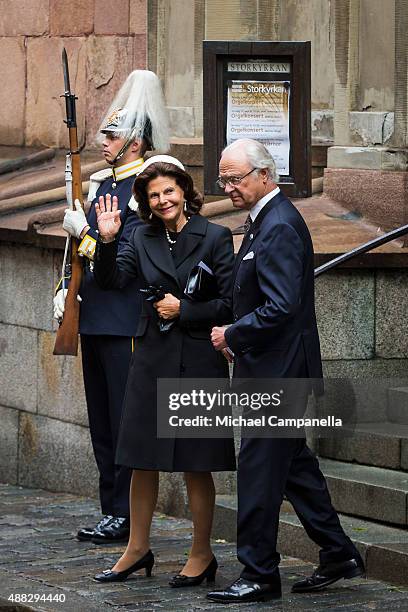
[{"x1": 109, "y1": 126, "x2": 139, "y2": 167}]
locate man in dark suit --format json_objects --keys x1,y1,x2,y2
[{"x1": 208, "y1": 139, "x2": 364, "y2": 603}]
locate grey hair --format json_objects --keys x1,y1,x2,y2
[{"x1": 222, "y1": 139, "x2": 279, "y2": 183}]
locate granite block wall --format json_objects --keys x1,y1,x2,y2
[{"x1": 0, "y1": 0, "x2": 148, "y2": 148}]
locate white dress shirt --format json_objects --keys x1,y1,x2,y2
[{"x1": 249, "y1": 186, "x2": 280, "y2": 222}]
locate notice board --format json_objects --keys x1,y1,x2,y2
[{"x1": 203, "y1": 41, "x2": 311, "y2": 198}]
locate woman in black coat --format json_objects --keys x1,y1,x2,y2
[{"x1": 93, "y1": 156, "x2": 235, "y2": 587}]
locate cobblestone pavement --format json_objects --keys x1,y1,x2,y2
[{"x1": 0, "y1": 483, "x2": 407, "y2": 612}]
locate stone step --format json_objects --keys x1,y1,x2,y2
[
  {"x1": 318, "y1": 421, "x2": 408, "y2": 470},
  {"x1": 319, "y1": 458, "x2": 408, "y2": 526},
  {"x1": 213, "y1": 495, "x2": 408, "y2": 587},
  {"x1": 388, "y1": 387, "x2": 408, "y2": 424}
]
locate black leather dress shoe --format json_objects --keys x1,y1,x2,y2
[
  {"x1": 94, "y1": 550, "x2": 154, "y2": 582},
  {"x1": 291, "y1": 557, "x2": 365, "y2": 593},
  {"x1": 169, "y1": 556, "x2": 217, "y2": 587},
  {"x1": 77, "y1": 515, "x2": 113, "y2": 541},
  {"x1": 92, "y1": 516, "x2": 130, "y2": 544},
  {"x1": 207, "y1": 578, "x2": 282, "y2": 603}
]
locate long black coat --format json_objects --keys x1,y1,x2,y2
[{"x1": 94, "y1": 214, "x2": 236, "y2": 472}]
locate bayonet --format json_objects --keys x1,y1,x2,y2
[
  {"x1": 62, "y1": 48, "x2": 71, "y2": 93},
  {"x1": 61, "y1": 48, "x2": 77, "y2": 130}
]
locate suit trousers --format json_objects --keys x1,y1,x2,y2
[
  {"x1": 81, "y1": 335, "x2": 133, "y2": 518},
  {"x1": 237, "y1": 437, "x2": 359, "y2": 583}
]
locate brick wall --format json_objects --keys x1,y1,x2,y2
[{"x1": 0, "y1": 0, "x2": 148, "y2": 148}]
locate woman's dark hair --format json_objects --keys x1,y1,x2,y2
[{"x1": 133, "y1": 162, "x2": 203, "y2": 225}]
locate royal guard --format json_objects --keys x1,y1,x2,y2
[{"x1": 53, "y1": 70, "x2": 169, "y2": 543}]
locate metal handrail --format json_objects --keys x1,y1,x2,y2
[{"x1": 314, "y1": 223, "x2": 408, "y2": 277}]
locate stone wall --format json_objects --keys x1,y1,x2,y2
[
  {"x1": 1, "y1": 240, "x2": 407, "y2": 510},
  {"x1": 0, "y1": 0, "x2": 147, "y2": 148},
  {"x1": 0, "y1": 242, "x2": 98, "y2": 495},
  {"x1": 0, "y1": 2, "x2": 401, "y2": 146},
  {"x1": 148, "y1": 0, "x2": 204, "y2": 138},
  {"x1": 151, "y1": 0, "x2": 403, "y2": 147}
]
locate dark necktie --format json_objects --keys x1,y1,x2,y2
[
  {"x1": 234, "y1": 213, "x2": 253, "y2": 274},
  {"x1": 243, "y1": 214, "x2": 252, "y2": 235}
]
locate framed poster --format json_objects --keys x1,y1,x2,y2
[
  {"x1": 226, "y1": 79, "x2": 290, "y2": 176},
  {"x1": 203, "y1": 42, "x2": 311, "y2": 198}
]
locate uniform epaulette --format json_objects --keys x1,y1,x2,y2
[
  {"x1": 87, "y1": 168, "x2": 113, "y2": 203},
  {"x1": 89, "y1": 168, "x2": 113, "y2": 182},
  {"x1": 127, "y1": 196, "x2": 138, "y2": 211}
]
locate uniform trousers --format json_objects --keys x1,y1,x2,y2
[
  {"x1": 238, "y1": 436, "x2": 359, "y2": 583},
  {"x1": 80, "y1": 334, "x2": 133, "y2": 518}
]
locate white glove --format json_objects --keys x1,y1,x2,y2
[
  {"x1": 53, "y1": 289, "x2": 82, "y2": 320},
  {"x1": 63, "y1": 199, "x2": 88, "y2": 239}
]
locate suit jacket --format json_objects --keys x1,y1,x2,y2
[
  {"x1": 225, "y1": 191, "x2": 323, "y2": 386},
  {"x1": 93, "y1": 214, "x2": 236, "y2": 471}
]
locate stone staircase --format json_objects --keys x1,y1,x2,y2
[{"x1": 212, "y1": 388, "x2": 408, "y2": 587}]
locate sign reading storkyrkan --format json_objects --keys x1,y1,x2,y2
[
  {"x1": 226, "y1": 80, "x2": 290, "y2": 176},
  {"x1": 227, "y1": 61, "x2": 290, "y2": 73},
  {"x1": 203, "y1": 41, "x2": 311, "y2": 198}
]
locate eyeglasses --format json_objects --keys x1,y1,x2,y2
[{"x1": 216, "y1": 167, "x2": 257, "y2": 189}]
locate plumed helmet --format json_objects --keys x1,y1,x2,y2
[{"x1": 98, "y1": 70, "x2": 170, "y2": 152}]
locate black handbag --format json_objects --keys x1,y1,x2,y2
[
  {"x1": 140, "y1": 285, "x2": 176, "y2": 333},
  {"x1": 184, "y1": 261, "x2": 218, "y2": 301}
]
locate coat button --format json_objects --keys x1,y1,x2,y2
[
  {"x1": 236, "y1": 284, "x2": 241, "y2": 293},
  {"x1": 234, "y1": 314, "x2": 238, "y2": 321}
]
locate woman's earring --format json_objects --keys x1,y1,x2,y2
[
  {"x1": 149, "y1": 212, "x2": 153, "y2": 220},
  {"x1": 184, "y1": 200, "x2": 188, "y2": 212}
]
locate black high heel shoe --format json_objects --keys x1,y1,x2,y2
[
  {"x1": 94, "y1": 550, "x2": 154, "y2": 582},
  {"x1": 169, "y1": 556, "x2": 218, "y2": 587}
]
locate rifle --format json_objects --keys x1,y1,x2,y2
[{"x1": 53, "y1": 48, "x2": 84, "y2": 356}]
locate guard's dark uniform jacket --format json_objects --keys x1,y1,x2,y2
[
  {"x1": 77, "y1": 157, "x2": 143, "y2": 518},
  {"x1": 78, "y1": 163, "x2": 142, "y2": 335}
]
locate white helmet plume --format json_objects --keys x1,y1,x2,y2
[{"x1": 97, "y1": 70, "x2": 170, "y2": 152}]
